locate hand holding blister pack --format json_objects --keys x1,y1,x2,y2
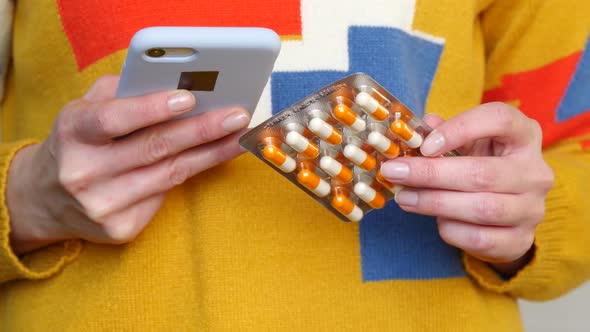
[{"x1": 240, "y1": 73, "x2": 459, "y2": 222}]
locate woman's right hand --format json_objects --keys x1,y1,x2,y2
[{"x1": 6, "y1": 75, "x2": 251, "y2": 254}]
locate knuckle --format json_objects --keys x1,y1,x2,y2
[
  {"x1": 144, "y1": 132, "x2": 171, "y2": 163},
  {"x1": 474, "y1": 198, "x2": 506, "y2": 223},
  {"x1": 424, "y1": 191, "x2": 445, "y2": 214},
  {"x1": 104, "y1": 221, "x2": 139, "y2": 244},
  {"x1": 537, "y1": 164, "x2": 555, "y2": 192},
  {"x1": 444, "y1": 118, "x2": 468, "y2": 145},
  {"x1": 485, "y1": 102, "x2": 515, "y2": 136},
  {"x1": 467, "y1": 228, "x2": 494, "y2": 252},
  {"x1": 129, "y1": 96, "x2": 154, "y2": 115},
  {"x1": 469, "y1": 161, "x2": 497, "y2": 190},
  {"x1": 94, "y1": 105, "x2": 118, "y2": 137},
  {"x1": 54, "y1": 113, "x2": 72, "y2": 141},
  {"x1": 58, "y1": 168, "x2": 94, "y2": 194},
  {"x1": 83, "y1": 99, "x2": 126, "y2": 138},
  {"x1": 488, "y1": 102, "x2": 515, "y2": 127},
  {"x1": 167, "y1": 158, "x2": 191, "y2": 187},
  {"x1": 55, "y1": 101, "x2": 84, "y2": 140},
  {"x1": 192, "y1": 118, "x2": 216, "y2": 144},
  {"x1": 71, "y1": 194, "x2": 112, "y2": 224},
  {"x1": 415, "y1": 160, "x2": 440, "y2": 184},
  {"x1": 529, "y1": 119, "x2": 544, "y2": 141}
]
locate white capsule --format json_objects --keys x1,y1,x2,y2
[
  {"x1": 308, "y1": 118, "x2": 343, "y2": 145},
  {"x1": 297, "y1": 169, "x2": 331, "y2": 197},
  {"x1": 367, "y1": 131, "x2": 400, "y2": 158},
  {"x1": 353, "y1": 182, "x2": 386, "y2": 209},
  {"x1": 332, "y1": 195, "x2": 364, "y2": 222},
  {"x1": 285, "y1": 131, "x2": 319, "y2": 158},
  {"x1": 315, "y1": 180, "x2": 331, "y2": 197},
  {"x1": 284, "y1": 122, "x2": 305, "y2": 134},
  {"x1": 333, "y1": 104, "x2": 366, "y2": 132},
  {"x1": 390, "y1": 119, "x2": 424, "y2": 149},
  {"x1": 354, "y1": 182, "x2": 376, "y2": 201},
  {"x1": 350, "y1": 118, "x2": 366, "y2": 132},
  {"x1": 320, "y1": 156, "x2": 341, "y2": 175},
  {"x1": 406, "y1": 135, "x2": 423, "y2": 149},
  {"x1": 343, "y1": 145, "x2": 376, "y2": 171},
  {"x1": 319, "y1": 156, "x2": 353, "y2": 182},
  {"x1": 262, "y1": 145, "x2": 297, "y2": 173},
  {"x1": 346, "y1": 206, "x2": 364, "y2": 222},
  {"x1": 355, "y1": 92, "x2": 390, "y2": 121}
]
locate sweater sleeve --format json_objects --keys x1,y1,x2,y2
[
  {"x1": 0, "y1": 1, "x2": 82, "y2": 284},
  {"x1": 464, "y1": 0, "x2": 590, "y2": 301},
  {"x1": 0, "y1": 140, "x2": 82, "y2": 284}
]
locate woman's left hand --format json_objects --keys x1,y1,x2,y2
[{"x1": 380, "y1": 102, "x2": 555, "y2": 276}]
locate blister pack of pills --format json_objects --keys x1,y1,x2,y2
[{"x1": 239, "y1": 73, "x2": 458, "y2": 222}]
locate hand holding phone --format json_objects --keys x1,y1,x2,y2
[{"x1": 7, "y1": 26, "x2": 281, "y2": 252}]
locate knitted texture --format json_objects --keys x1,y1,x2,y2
[{"x1": 0, "y1": 140, "x2": 82, "y2": 283}]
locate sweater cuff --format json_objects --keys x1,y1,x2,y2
[
  {"x1": 0, "y1": 140, "x2": 81, "y2": 283},
  {"x1": 463, "y1": 178, "x2": 571, "y2": 300}
]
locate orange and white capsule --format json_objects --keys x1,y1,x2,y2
[
  {"x1": 343, "y1": 145, "x2": 376, "y2": 171},
  {"x1": 319, "y1": 156, "x2": 353, "y2": 183},
  {"x1": 376, "y1": 169, "x2": 404, "y2": 195},
  {"x1": 390, "y1": 119, "x2": 423, "y2": 149},
  {"x1": 262, "y1": 145, "x2": 296, "y2": 173},
  {"x1": 355, "y1": 92, "x2": 390, "y2": 121},
  {"x1": 332, "y1": 195, "x2": 364, "y2": 222},
  {"x1": 367, "y1": 131, "x2": 400, "y2": 158},
  {"x1": 297, "y1": 169, "x2": 331, "y2": 197},
  {"x1": 333, "y1": 104, "x2": 366, "y2": 132},
  {"x1": 353, "y1": 182, "x2": 386, "y2": 209},
  {"x1": 308, "y1": 118, "x2": 343, "y2": 145},
  {"x1": 285, "y1": 131, "x2": 320, "y2": 159}
]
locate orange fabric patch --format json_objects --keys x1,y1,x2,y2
[
  {"x1": 56, "y1": 0, "x2": 302, "y2": 71},
  {"x1": 483, "y1": 51, "x2": 590, "y2": 147}
]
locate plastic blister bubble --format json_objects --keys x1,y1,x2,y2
[{"x1": 239, "y1": 73, "x2": 459, "y2": 222}]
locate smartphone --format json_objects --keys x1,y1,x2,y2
[{"x1": 116, "y1": 27, "x2": 281, "y2": 118}]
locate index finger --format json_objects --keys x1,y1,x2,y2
[
  {"x1": 419, "y1": 102, "x2": 541, "y2": 157},
  {"x1": 380, "y1": 156, "x2": 530, "y2": 193},
  {"x1": 73, "y1": 90, "x2": 196, "y2": 143}
]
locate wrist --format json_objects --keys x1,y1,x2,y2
[{"x1": 6, "y1": 143, "x2": 70, "y2": 254}]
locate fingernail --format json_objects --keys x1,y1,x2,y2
[
  {"x1": 381, "y1": 162, "x2": 409, "y2": 180},
  {"x1": 223, "y1": 109, "x2": 251, "y2": 132},
  {"x1": 167, "y1": 90, "x2": 195, "y2": 112},
  {"x1": 421, "y1": 131, "x2": 445, "y2": 156},
  {"x1": 395, "y1": 190, "x2": 418, "y2": 207}
]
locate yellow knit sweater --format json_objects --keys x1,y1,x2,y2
[{"x1": 1, "y1": 0, "x2": 590, "y2": 331}]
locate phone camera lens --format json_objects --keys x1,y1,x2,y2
[{"x1": 146, "y1": 48, "x2": 166, "y2": 58}]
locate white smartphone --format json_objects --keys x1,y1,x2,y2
[{"x1": 116, "y1": 27, "x2": 281, "y2": 118}]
